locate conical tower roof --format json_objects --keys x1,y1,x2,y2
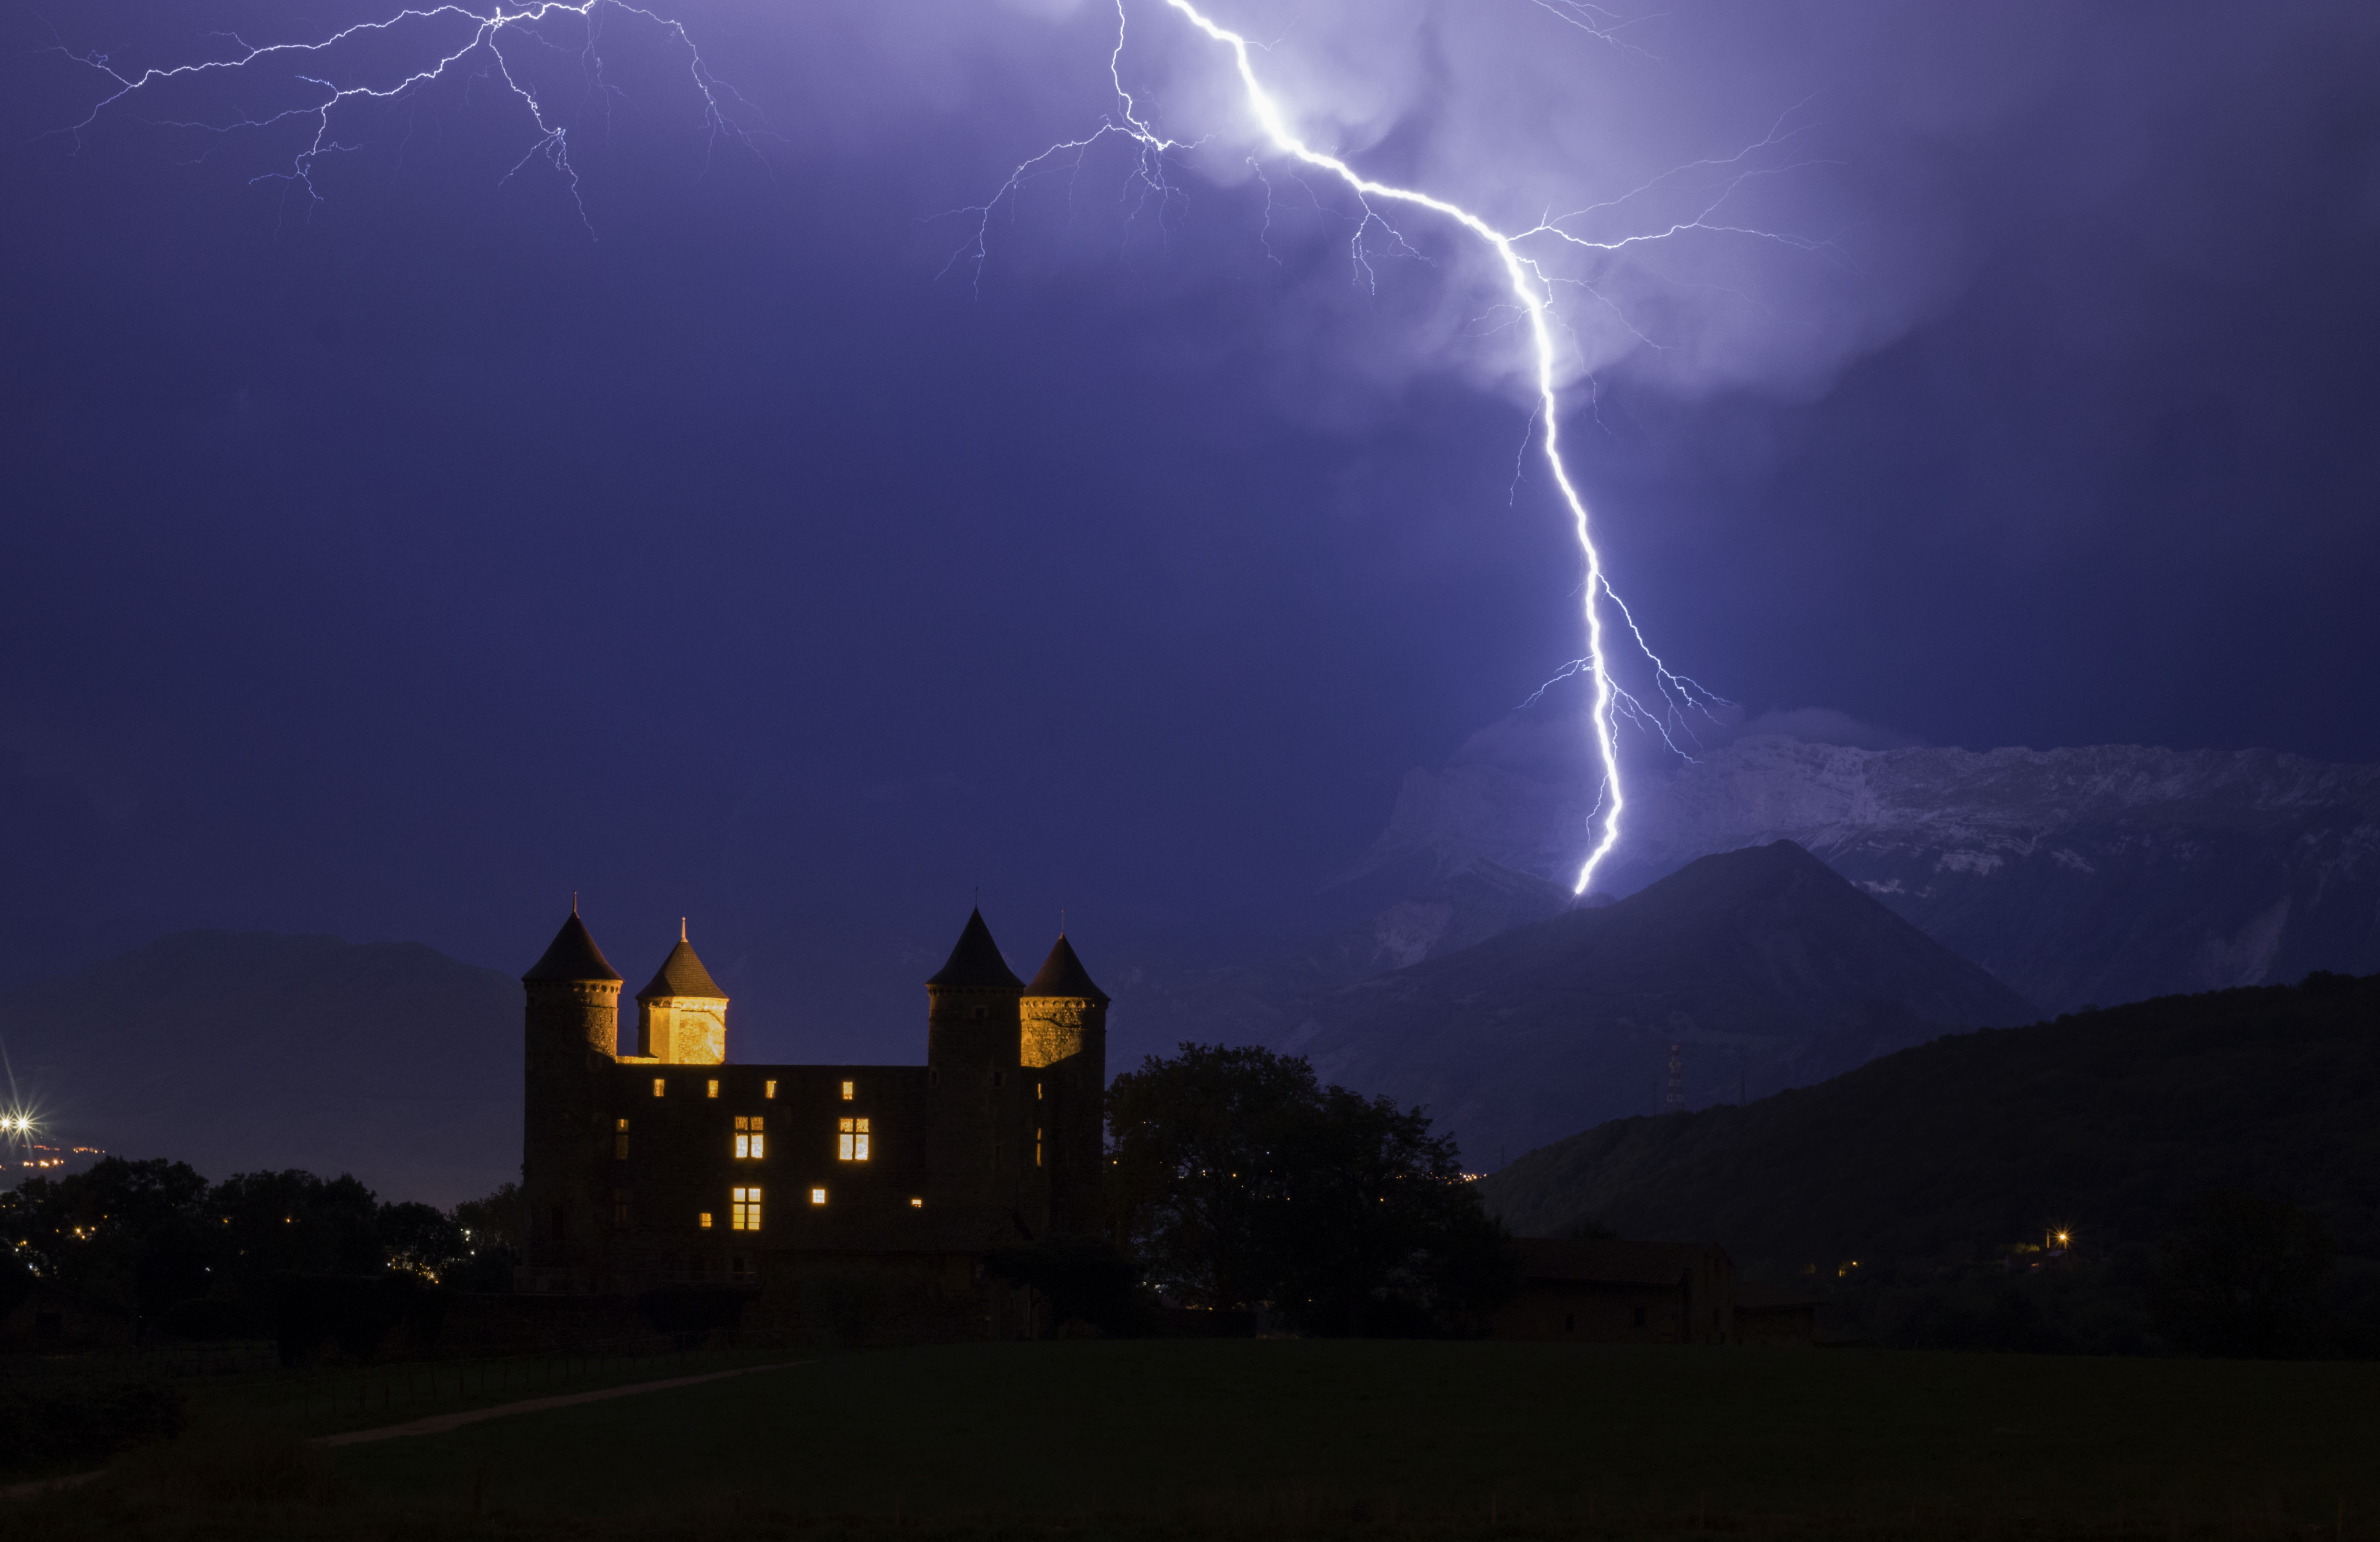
[
  {"x1": 1025, "y1": 934, "x2": 1109, "y2": 1005},
  {"x1": 637, "y1": 924, "x2": 727, "y2": 1002},
  {"x1": 926, "y1": 908, "x2": 1023, "y2": 990},
  {"x1": 522, "y1": 909, "x2": 622, "y2": 984}
]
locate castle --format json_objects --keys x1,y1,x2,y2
[{"x1": 519, "y1": 904, "x2": 1107, "y2": 1336}]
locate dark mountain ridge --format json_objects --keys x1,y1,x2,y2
[
  {"x1": 1366, "y1": 737, "x2": 2380, "y2": 1012},
  {"x1": 1475, "y1": 972, "x2": 2380, "y2": 1274},
  {"x1": 0, "y1": 930, "x2": 519, "y2": 1205},
  {"x1": 1270, "y1": 840, "x2": 2037, "y2": 1164}
]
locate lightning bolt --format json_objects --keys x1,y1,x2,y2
[
  {"x1": 1029, "y1": 0, "x2": 1719, "y2": 895},
  {"x1": 43, "y1": 1, "x2": 757, "y2": 232},
  {"x1": 48, "y1": 0, "x2": 1779, "y2": 897}
]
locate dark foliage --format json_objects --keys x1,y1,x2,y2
[
  {"x1": 377, "y1": 1201, "x2": 466, "y2": 1281},
  {"x1": 1108, "y1": 1044, "x2": 1512, "y2": 1336},
  {"x1": 0, "y1": 1378, "x2": 183, "y2": 1472},
  {"x1": 635, "y1": 1284, "x2": 750, "y2": 1344},
  {"x1": 447, "y1": 1179, "x2": 525, "y2": 1291},
  {"x1": 984, "y1": 1235, "x2": 1154, "y2": 1337},
  {"x1": 0, "y1": 1159, "x2": 523, "y2": 1341},
  {"x1": 2155, "y1": 1189, "x2": 2338, "y2": 1357},
  {"x1": 271, "y1": 1272, "x2": 448, "y2": 1365},
  {"x1": 452, "y1": 1180, "x2": 524, "y2": 1254}
]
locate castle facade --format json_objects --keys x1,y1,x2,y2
[{"x1": 519, "y1": 904, "x2": 1107, "y2": 1335}]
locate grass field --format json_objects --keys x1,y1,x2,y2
[{"x1": 6, "y1": 1341, "x2": 2377, "y2": 1539}]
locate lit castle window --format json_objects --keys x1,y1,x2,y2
[
  {"x1": 615, "y1": 1118, "x2": 630, "y2": 1159},
  {"x1": 706, "y1": 1079, "x2": 720, "y2": 1099},
  {"x1": 734, "y1": 1116, "x2": 765, "y2": 1159},
  {"x1": 765, "y1": 1080, "x2": 777, "y2": 1100},
  {"x1": 841, "y1": 1079, "x2": 854, "y2": 1101},
  {"x1": 652, "y1": 1078, "x2": 665, "y2": 1098},
  {"x1": 810, "y1": 1187, "x2": 827, "y2": 1206},
  {"x1": 731, "y1": 1187, "x2": 761, "y2": 1231},
  {"x1": 838, "y1": 1117, "x2": 870, "y2": 1161}
]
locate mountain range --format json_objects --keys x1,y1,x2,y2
[
  {"x1": 1473, "y1": 970, "x2": 2380, "y2": 1279},
  {"x1": 0, "y1": 931, "x2": 518, "y2": 1205},
  {"x1": 1330, "y1": 736, "x2": 2380, "y2": 1014},
  {"x1": 1268, "y1": 840, "x2": 2035, "y2": 1164}
]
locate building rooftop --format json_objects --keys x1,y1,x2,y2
[
  {"x1": 522, "y1": 910, "x2": 624, "y2": 984},
  {"x1": 637, "y1": 929, "x2": 727, "y2": 1002},
  {"x1": 1025, "y1": 934, "x2": 1109, "y2": 1004},
  {"x1": 1508, "y1": 1237, "x2": 1719, "y2": 1287},
  {"x1": 926, "y1": 908, "x2": 1023, "y2": 990}
]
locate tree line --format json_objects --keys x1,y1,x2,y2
[
  {"x1": 3, "y1": 1043, "x2": 1510, "y2": 1344},
  {"x1": 997, "y1": 1043, "x2": 1514, "y2": 1337},
  {"x1": 0, "y1": 1159, "x2": 523, "y2": 1343}
]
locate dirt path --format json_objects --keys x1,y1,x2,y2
[
  {"x1": 313, "y1": 1359, "x2": 813, "y2": 1446},
  {"x1": 0, "y1": 1358, "x2": 813, "y2": 1499}
]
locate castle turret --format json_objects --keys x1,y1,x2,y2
[
  {"x1": 923, "y1": 908, "x2": 1024, "y2": 1223},
  {"x1": 1022, "y1": 933, "x2": 1109, "y2": 1236},
  {"x1": 521, "y1": 905, "x2": 624, "y2": 1284},
  {"x1": 634, "y1": 921, "x2": 728, "y2": 1063}
]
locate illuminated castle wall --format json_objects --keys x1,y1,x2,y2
[{"x1": 518, "y1": 904, "x2": 1108, "y2": 1330}]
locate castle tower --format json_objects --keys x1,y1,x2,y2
[
  {"x1": 521, "y1": 905, "x2": 623, "y2": 1283},
  {"x1": 634, "y1": 921, "x2": 728, "y2": 1063},
  {"x1": 1022, "y1": 933, "x2": 1109, "y2": 1236},
  {"x1": 923, "y1": 908, "x2": 1024, "y2": 1222}
]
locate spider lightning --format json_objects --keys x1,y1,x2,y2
[
  {"x1": 47, "y1": 1, "x2": 753, "y2": 232},
  {"x1": 50, "y1": 0, "x2": 1763, "y2": 896}
]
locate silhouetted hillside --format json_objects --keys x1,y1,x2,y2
[
  {"x1": 1476, "y1": 973, "x2": 2380, "y2": 1272},
  {"x1": 1270, "y1": 841, "x2": 2037, "y2": 1165},
  {"x1": 0, "y1": 932, "x2": 518, "y2": 1204}
]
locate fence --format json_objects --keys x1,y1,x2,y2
[{"x1": 283, "y1": 1332, "x2": 780, "y2": 1423}]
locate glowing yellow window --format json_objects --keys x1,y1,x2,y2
[
  {"x1": 909, "y1": 1197, "x2": 923, "y2": 1209},
  {"x1": 840, "y1": 1079, "x2": 854, "y2": 1101},
  {"x1": 734, "y1": 1115, "x2": 765, "y2": 1159},
  {"x1": 1035, "y1": 1127, "x2": 1043, "y2": 1168},
  {"x1": 838, "y1": 1117, "x2": 870, "y2": 1161},
  {"x1": 764, "y1": 1079, "x2": 777, "y2": 1100},
  {"x1": 706, "y1": 1079, "x2": 720, "y2": 1099},
  {"x1": 612, "y1": 1189, "x2": 630, "y2": 1230},
  {"x1": 809, "y1": 1187, "x2": 827, "y2": 1206},
  {"x1": 698, "y1": 1212, "x2": 712, "y2": 1229},
  {"x1": 652, "y1": 1078, "x2": 665, "y2": 1098},
  {"x1": 731, "y1": 1187, "x2": 761, "y2": 1231},
  {"x1": 614, "y1": 1118, "x2": 630, "y2": 1160}
]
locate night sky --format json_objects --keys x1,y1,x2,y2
[{"x1": 4, "y1": 0, "x2": 2376, "y2": 1058}]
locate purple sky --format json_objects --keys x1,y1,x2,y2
[{"x1": 3, "y1": 0, "x2": 2376, "y2": 1056}]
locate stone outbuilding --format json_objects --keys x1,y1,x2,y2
[{"x1": 1491, "y1": 1237, "x2": 1739, "y2": 1345}]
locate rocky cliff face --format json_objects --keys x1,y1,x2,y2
[{"x1": 1357, "y1": 737, "x2": 2380, "y2": 1012}]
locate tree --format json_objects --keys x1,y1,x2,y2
[
  {"x1": 2155, "y1": 1188, "x2": 2336, "y2": 1357},
  {"x1": 1107, "y1": 1044, "x2": 1320, "y2": 1312},
  {"x1": 447, "y1": 1180, "x2": 524, "y2": 1291},
  {"x1": 377, "y1": 1201, "x2": 466, "y2": 1282},
  {"x1": 0, "y1": 1158, "x2": 214, "y2": 1331},
  {"x1": 1265, "y1": 1084, "x2": 1514, "y2": 1337},
  {"x1": 209, "y1": 1169, "x2": 384, "y2": 1288},
  {"x1": 1107, "y1": 1043, "x2": 1512, "y2": 1335}
]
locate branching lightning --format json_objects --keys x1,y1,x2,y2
[
  {"x1": 47, "y1": 0, "x2": 1802, "y2": 896},
  {"x1": 963, "y1": 0, "x2": 1770, "y2": 893},
  {"x1": 44, "y1": 1, "x2": 759, "y2": 232}
]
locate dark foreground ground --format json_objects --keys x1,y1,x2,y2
[{"x1": 5, "y1": 1340, "x2": 2377, "y2": 1539}]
